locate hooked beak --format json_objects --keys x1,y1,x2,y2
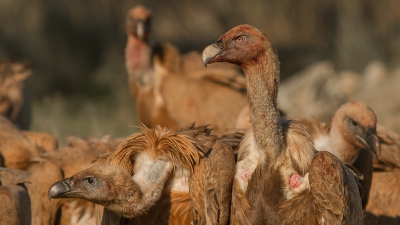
[
  {"x1": 202, "y1": 44, "x2": 223, "y2": 67},
  {"x1": 48, "y1": 177, "x2": 73, "y2": 200},
  {"x1": 136, "y1": 20, "x2": 145, "y2": 40},
  {"x1": 355, "y1": 128, "x2": 380, "y2": 158}
]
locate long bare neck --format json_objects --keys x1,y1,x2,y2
[
  {"x1": 125, "y1": 36, "x2": 152, "y2": 86},
  {"x1": 244, "y1": 47, "x2": 284, "y2": 154},
  {"x1": 329, "y1": 123, "x2": 360, "y2": 164}
]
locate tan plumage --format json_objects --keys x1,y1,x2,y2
[
  {"x1": 125, "y1": 5, "x2": 248, "y2": 134},
  {"x1": 374, "y1": 125, "x2": 400, "y2": 171},
  {"x1": 0, "y1": 115, "x2": 58, "y2": 170},
  {"x1": 0, "y1": 59, "x2": 31, "y2": 129},
  {"x1": 203, "y1": 24, "x2": 363, "y2": 224},
  {"x1": 363, "y1": 125, "x2": 400, "y2": 224},
  {"x1": 0, "y1": 167, "x2": 31, "y2": 225},
  {"x1": 364, "y1": 171, "x2": 400, "y2": 225},
  {"x1": 48, "y1": 123, "x2": 238, "y2": 225},
  {"x1": 42, "y1": 135, "x2": 122, "y2": 225},
  {"x1": 26, "y1": 158, "x2": 64, "y2": 225},
  {"x1": 21, "y1": 131, "x2": 58, "y2": 153},
  {"x1": 0, "y1": 115, "x2": 36, "y2": 170},
  {"x1": 302, "y1": 101, "x2": 380, "y2": 209},
  {"x1": 42, "y1": 135, "x2": 122, "y2": 178}
]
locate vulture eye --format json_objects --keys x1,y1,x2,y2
[
  {"x1": 235, "y1": 36, "x2": 246, "y2": 43},
  {"x1": 349, "y1": 119, "x2": 358, "y2": 127},
  {"x1": 86, "y1": 177, "x2": 96, "y2": 185}
]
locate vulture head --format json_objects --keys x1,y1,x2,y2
[
  {"x1": 333, "y1": 101, "x2": 380, "y2": 162},
  {"x1": 202, "y1": 24, "x2": 275, "y2": 71},
  {"x1": 126, "y1": 5, "x2": 152, "y2": 41},
  {"x1": 49, "y1": 124, "x2": 207, "y2": 219},
  {"x1": 48, "y1": 164, "x2": 144, "y2": 218}
]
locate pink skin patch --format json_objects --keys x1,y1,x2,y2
[
  {"x1": 242, "y1": 170, "x2": 248, "y2": 181},
  {"x1": 290, "y1": 174, "x2": 304, "y2": 189}
]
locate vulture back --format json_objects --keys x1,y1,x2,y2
[{"x1": 0, "y1": 168, "x2": 31, "y2": 225}]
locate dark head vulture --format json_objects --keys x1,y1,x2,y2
[
  {"x1": 48, "y1": 164, "x2": 143, "y2": 218},
  {"x1": 126, "y1": 5, "x2": 152, "y2": 41},
  {"x1": 49, "y1": 124, "x2": 237, "y2": 224}
]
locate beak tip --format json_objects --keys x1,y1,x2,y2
[
  {"x1": 202, "y1": 44, "x2": 222, "y2": 68},
  {"x1": 48, "y1": 180, "x2": 70, "y2": 200}
]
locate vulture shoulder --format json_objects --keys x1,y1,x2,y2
[
  {"x1": 0, "y1": 167, "x2": 31, "y2": 225},
  {"x1": 300, "y1": 118, "x2": 331, "y2": 151},
  {"x1": 278, "y1": 151, "x2": 363, "y2": 225},
  {"x1": 375, "y1": 124, "x2": 400, "y2": 170}
]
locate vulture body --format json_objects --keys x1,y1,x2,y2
[
  {"x1": 202, "y1": 24, "x2": 363, "y2": 224},
  {"x1": 49, "y1": 124, "x2": 238, "y2": 225},
  {"x1": 363, "y1": 125, "x2": 400, "y2": 224},
  {"x1": 26, "y1": 158, "x2": 64, "y2": 225},
  {"x1": 0, "y1": 168, "x2": 31, "y2": 225},
  {"x1": 43, "y1": 135, "x2": 122, "y2": 225},
  {"x1": 0, "y1": 59, "x2": 31, "y2": 129},
  {"x1": 302, "y1": 101, "x2": 380, "y2": 209},
  {"x1": 0, "y1": 114, "x2": 58, "y2": 170},
  {"x1": 125, "y1": 6, "x2": 249, "y2": 134},
  {"x1": 21, "y1": 131, "x2": 58, "y2": 153},
  {"x1": 0, "y1": 115, "x2": 37, "y2": 170}
]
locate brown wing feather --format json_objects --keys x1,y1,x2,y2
[
  {"x1": 205, "y1": 143, "x2": 235, "y2": 225},
  {"x1": 230, "y1": 179, "x2": 252, "y2": 225},
  {"x1": 365, "y1": 171, "x2": 400, "y2": 224},
  {"x1": 189, "y1": 160, "x2": 206, "y2": 225},
  {"x1": 175, "y1": 123, "x2": 217, "y2": 153},
  {"x1": 375, "y1": 125, "x2": 400, "y2": 170},
  {"x1": 279, "y1": 151, "x2": 363, "y2": 225}
]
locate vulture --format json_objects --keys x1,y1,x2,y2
[
  {"x1": 373, "y1": 125, "x2": 400, "y2": 171},
  {"x1": 26, "y1": 158, "x2": 64, "y2": 225},
  {"x1": 202, "y1": 24, "x2": 363, "y2": 224},
  {"x1": 363, "y1": 125, "x2": 400, "y2": 225},
  {"x1": 49, "y1": 123, "x2": 238, "y2": 225},
  {"x1": 0, "y1": 114, "x2": 58, "y2": 170},
  {"x1": 0, "y1": 115, "x2": 37, "y2": 170},
  {"x1": 0, "y1": 167, "x2": 31, "y2": 225},
  {"x1": 302, "y1": 101, "x2": 380, "y2": 209},
  {"x1": 125, "y1": 5, "x2": 249, "y2": 134},
  {"x1": 0, "y1": 59, "x2": 31, "y2": 130},
  {"x1": 42, "y1": 135, "x2": 122, "y2": 225},
  {"x1": 21, "y1": 131, "x2": 58, "y2": 153}
]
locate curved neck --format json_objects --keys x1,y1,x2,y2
[
  {"x1": 125, "y1": 37, "x2": 152, "y2": 88},
  {"x1": 329, "y1": 123, "x2": 360, "y2": 164},
  {"x1": 244, "y1": 47, "x2": 284, "y2": 153}
]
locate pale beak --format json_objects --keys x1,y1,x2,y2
[
  {"x1": 136, "y1": 20, "x2": 145, "y2": 40},
  {"x1": 202, "y1": 44, "x2": 222, "y2": 67}
]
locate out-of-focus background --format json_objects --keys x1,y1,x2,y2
[{"x1": 1, "y1": 0, "x2": 399, "y2": 145}]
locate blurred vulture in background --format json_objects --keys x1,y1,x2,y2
[
  {"x1": 125, "y1": 5, "x2": 250, "y2": 134},
  {"x1": 364, "y1": 124, "x2": 400, "y2": 225},
  {"x1": 0, "y1": 168, "x2": 31, "y2": 225},
  {"x1": 0, "y1": 59, "x2": 31, "y2": 130}
]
